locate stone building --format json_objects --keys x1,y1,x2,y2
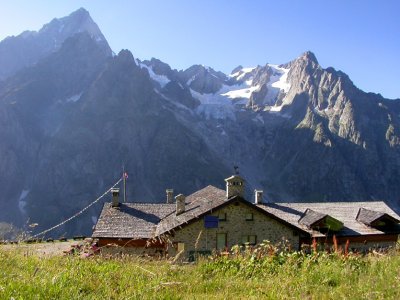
[{"x1": 92, "y1": 175, "x2": 400, "y2": 257}]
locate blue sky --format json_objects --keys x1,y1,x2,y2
[{"x1": 1, "y1": 0, "x2": 399, "y2": 99}]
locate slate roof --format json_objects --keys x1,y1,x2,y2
[
  {"x1": 155, "y1": 185, "x2": 227, "y2": 236},
  {"x1": 298, "y1": 209, "x2": 327, "y2": 227},
  {"x1": 257, "y1": 201, "x2": 400, "y2": 237},
  {"x1": 154, "y1": 186, "x2": 309, "y2": 236},
  {"x1": 92, "y1": 186, "x2": 227, "y2": 239},
  {"x1": 92, "y1": 184, "x2": 400, "y2": 240},
  {"x1": 356, "y1": 207, "x2": 400, "y2": 226},
  {"x1": 92, "y1": 203, "x2": 175, "y2": 239}
]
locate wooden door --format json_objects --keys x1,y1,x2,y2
[{"x1": 216, "y1": 233, "x2": 227, "y2": 250}]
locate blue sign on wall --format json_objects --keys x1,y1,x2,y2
[{"x1": 204, "y1": 215, "x2": 219, "y2": 228}]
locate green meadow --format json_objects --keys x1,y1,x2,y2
[{"x1": 1, "y1": 243, "x2": 400, "y2": 299}]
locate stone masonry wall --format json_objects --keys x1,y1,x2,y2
[
  {"x1": 100, "y1": 246, "x2": 164, "y2": 256},
  {"x1": 167, "y1": 200, "x2": 300, "y2": 257}
]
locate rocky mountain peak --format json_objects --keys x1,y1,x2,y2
[
  {"x1": 144, "y1": 58, "x2": 173, "y2": 75},
  {"x1": 140, "y1": 57, "x2": 178, "y2": 83},
  {"x1": 179, "y1": 64, "x2": 227, "y2": 94},
  {"x1": 0, "y1": 7, "x2": 111, "y2": 80},
  {"x1": 282, "y1": 51, "x2": 319, "y2": 72},
  {"x1": 299, "y1": 50, "x2": 319, "y2": 64},
  {"x1": 116, "y1": 49, "x2": 136, "y2": 64},
  {"x1": 39, "y1": 7, "x2": 108, "y2": 47},
  {"x1": 50, "y1": 7, "x2": 91, "y2": 27},
  {"x1": 70, "y1": 7, "x2": 90, "y2": 18},
  {"x1": 231, "y1": 65, "x2": 244, "y2": 74}
]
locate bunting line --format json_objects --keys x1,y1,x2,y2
[{"x1": 29, "y1": 177, "x2": 123, "y2": 239}]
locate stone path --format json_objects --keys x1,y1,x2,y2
[{"x1": 0, "y1": 240, "x2": 81, "y2": 257}]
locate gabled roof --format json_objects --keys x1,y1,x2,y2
[
  {"x1": 155, "y1": 185, "x2": 308, "y2": 236},
  {"x1": 155, "y1": 185, "x2": 227, "y2": 236},
  {"x1": 298, "y1": 209, "x2": 327, "y2": 227},
  {"x1": 298, "y1": 209, "x2": 343, "y2": 231},
  {"x1": 257, "y1": 201, "x2": 400, "y2": 237},
  {"x1": 92, "y1": 185, "x2": 228, "y2": 239},
  {"x1": 356, "y1": 207, "x2": 400, "y2": 227},
  {"x1": 92, "y1": 203, "x2": 175, "y2": 239}
]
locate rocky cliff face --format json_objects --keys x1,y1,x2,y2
[
  {"x1": 0, "y1": 9, "x2": 399, "y2": 236},
  {"x1": 0, "y1": 31, "x2": 112, "y2": 228},
  {"x1": 271, "y1": 51, "x2": 400, "y2": 202}
]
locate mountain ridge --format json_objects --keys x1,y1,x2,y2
[{"x1": 0, "y1": 8, "x2": 399, "y2": 236}]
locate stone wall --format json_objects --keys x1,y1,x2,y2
[
  {"x1": 310, "y1": 234, "x2": 399, "y2": 253},
  {"x1": 100, "y1": 245, "x2": 165, "y2": 256},
  {"x1": 167, "y1": 200, "x2": 300, "y2": 257},
  {"x1": 345, "y1": 241, "x2": 396, "y2": 252}
]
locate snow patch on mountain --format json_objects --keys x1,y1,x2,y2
[
  {"x1": 137, "y1": 62, "x2": 170, "y2": 88},
  {"x1": 221, "y1": 84, "x2": 260, "y2": 100},
  {"x1": 188, "y1": 64, "x2": 292, "y2": 120},
  {"x1": 191, "y1": 88, "x2": 236, "y2": 120},
  {"x1": 18, "y1": 189, "x2": 30, "y2": 215},
  {"x1": 270, "y1": 65, "x2": 290, "y2": 93},
  {"x1": 230, "y1": 67, "x2": 256, "y2": 80},
  {"x1": 253, "y1": 114, "x2": 265, "y2": 124},
  {"x1": 66, "y1": 92, "x2": 82, "y2": 102},
  {"x1": 269, "y1": 105, "x2": 283, "y2": 112},
  {"x1": 263, "y1": 65, "x2": 291, "y2": 105},
  {"x1": 187, "y1": 76, "x2": 196, "y2": 86}
]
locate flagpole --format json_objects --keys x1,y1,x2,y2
[{"x1": 123, "y1": 165, "x2": 127, "y2": 203}]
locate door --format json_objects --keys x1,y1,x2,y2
[{"x1": 216, "y1": 233, "x2": 227, "y2": 250}]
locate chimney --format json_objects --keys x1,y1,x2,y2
[
  {"x1": 175, "y1": 194, "x2": 185, "y2": 215},
  {"x1": 166, "y1": 189, "x2": 174, "y2": 204},
  {"x1": 224, "y1": 175, "x2": 245, "y2": 199},
  {"x1": 111, "y1": 188, "x2": 120, "y2": 207},
  {"x1": 255, "y1": 190, "x2": 263, "y2": 204}
]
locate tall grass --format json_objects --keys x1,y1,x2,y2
[{"x1": 1, "y1": 243, "x2": 400, "y2": 299}]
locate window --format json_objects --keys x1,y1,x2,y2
[
  {"x1": 242, "y1": 235, "x2": 257, "y2": 245},
  {"x1": 204, "y1": 215, "x2": 219, "y2": 228},
  {"x1": 218, "y1": 212, "x2": 227, "y2": 221},
  {"x1": 216, "y1": 233, "x2": 227, "y2": 250},
  {"x1": 177, "y1": 243, "x2": 185, "y2": 253},
  {"x1": 245, "y1": 213, "x2": 254, "y2": 221}
]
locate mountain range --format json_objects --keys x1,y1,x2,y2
[{"x1": 0, "y1": 8, "x2": 399, "y2": 237}]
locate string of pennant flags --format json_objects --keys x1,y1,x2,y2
[{"x1": 29, "y1": 176, "x2": 124, "y2": 239}]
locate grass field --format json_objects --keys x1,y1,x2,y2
[{"x1": 1, "y1": 242, "x2": 400, "y2": 299}]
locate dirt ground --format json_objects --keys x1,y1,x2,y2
[{"x1": 0, "y1": 240, "x2": 83, "y2": 257}]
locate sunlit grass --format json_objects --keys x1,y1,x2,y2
[{"x1": 1, "y1": 244, "x2": 400, "y2": 299}]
